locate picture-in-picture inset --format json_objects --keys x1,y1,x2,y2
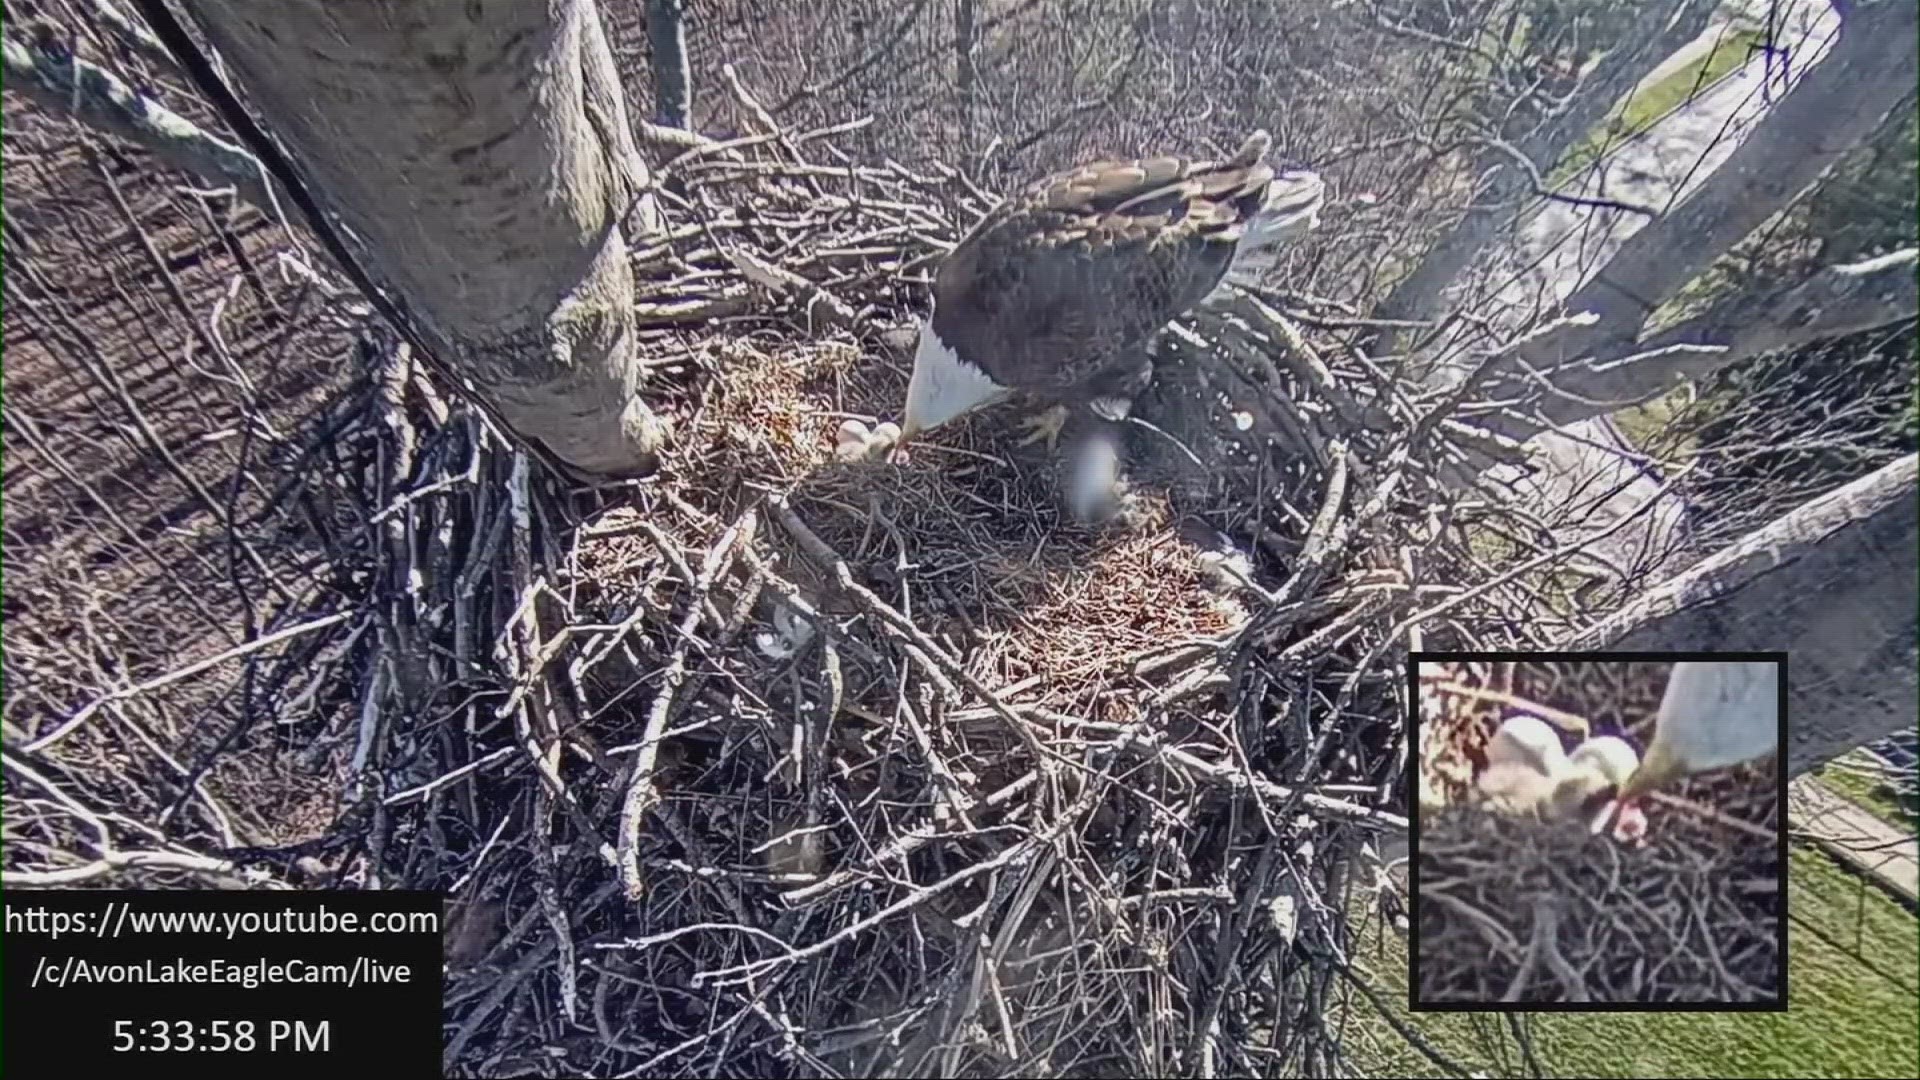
[{"x1": 1411, "y1": 653, "x2": 1787, "y2": 1010}]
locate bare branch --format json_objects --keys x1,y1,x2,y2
[
  {"x1": 1493, "y1": 249, "x2": 1918, "y2": 433},
  {"x1": 1471, "y1": 134, "x2": 1658, "y2": 217},
  {"x1": 1564, "y1": 452, "x2": 1918, "y2": 775},
  {"x1": 85, "y1": 0, "x2": 179, "y2": 74},
  {"x1": 1634, "y1": 247, "x2": 1920, "y2": 369},
  {"x1": 1, "y1": 32, "x2": 285, "y2": 217}
]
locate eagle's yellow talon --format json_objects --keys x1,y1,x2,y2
[{"x1": 1015, "y1": 405, "x2": 1071, "y2": 450}]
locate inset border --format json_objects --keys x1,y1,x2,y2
[{"x1": 1407, "y1": 650, "x2": 1789, "y2": 1013}]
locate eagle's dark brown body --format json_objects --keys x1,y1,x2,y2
[
  {"x1": 889, "y1": 129, "x2": 1324, "y2": 522},
  {"x1": 929, "y1": 130, "x2": 1281, "y2": 405}
]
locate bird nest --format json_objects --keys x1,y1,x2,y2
[
  {"x1": 421, "y1": 112, "x2": 1452, "y2": 1074},
  {"x1": 1414, "y1": 661, "x2": 1783, "y2": 1006},
  {"x1": 19, "y1": 89, "x2": 1696, "y2": 1076},
  {"x1": 1415, "y1": 808, "x2": 1784, "y2": 1005},
  {"x1": 623, "y1": 331, "x2": 1247, "y2": 717}
]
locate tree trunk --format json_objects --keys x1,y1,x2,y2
[
  {"x1": 1372, "y1": 0, "x2": 1719, "y2": 340},
  {"x1": 647, "y1": 0, "x2": 692, "y2": 129},
  {"x1": 189, "y1": 0, "x2": 668, "y2": 477},
  {"x1": 1562, "y1": 453, "x2": 1918, "y2": 777}
]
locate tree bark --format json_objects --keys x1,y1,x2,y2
[
  {"x1": 1372, "y1": 0, "x2": 1719, "y2": 339},
  {"x1": 647, "y1": 0, "x2": 692, "y2": 129},
  {"x1": 1562, "y1": 453, "x2": 1919, "y2": 778},
  {"x1": 189, "y1": 0, "x2": 668, "y2": 476}
]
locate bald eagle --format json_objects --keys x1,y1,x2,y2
[
  {"x1": 1613, "y1": 660, "x2": 1779, "y2": 812},
  {"x1": 882, "y1": 130, "x2": 1326, "y2": 520}
]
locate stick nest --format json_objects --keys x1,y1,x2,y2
[
  {"x1": 641, "y1": 332, "x2": 1241, "y2": 711},
  {"x1": 419, "y1": 110, "x2": 1452, "y2": 1077},
  {"x1": 1415, "y1": 807, "x2": 1783, "y2": 1005},
  {"x1": 8, "y1": 86, "x2": 1667, "y2": 1078}
]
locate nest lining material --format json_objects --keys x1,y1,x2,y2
[{"x1": 587, "y1": 331, "x2": 1252, "y2": 716}]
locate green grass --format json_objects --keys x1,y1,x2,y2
[
  {"x1": 1550, "y1": 29, "x2": 1766, "y2": 188},
  {"x1": 1813, "y1": 753, "x2": 1920, "y2": 833},
  {"x1": 1338, "y1": 844, "x2": 1920, "y2": 1078},
  {"x1": 1611, "y1": 382, "x2": 1705, "y2": 465}
]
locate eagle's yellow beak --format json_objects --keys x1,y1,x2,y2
[{"x1": 1615, "y1": 739, "x2": 1683, "y2": 804}]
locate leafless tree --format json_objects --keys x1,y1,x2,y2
[{"x1": 1369, "y1": 0, "x2": 1725, "y2": 341}]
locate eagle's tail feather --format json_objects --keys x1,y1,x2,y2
[
  {"x1": 1219, "y1": 169, "x2": 1328, "y2": 288},
  {"x1": 1243, "y1": 170, "x2": 1327, "y2": 250}
]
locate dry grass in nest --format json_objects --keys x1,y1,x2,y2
[
  {"x1": 1415, "y1": 806, "x2": 1784, "y2": 1005},
  {"x1": 659, "y1": 334, "x2": 880, "y2": 500},
  {"x1": 783, "y1": 451, "x2": 1235, "y2": 699},
  {"x1": 594, "y1": 326, "x2": 1246, "y2": 718},
  {"x1": 522, "y1": 307, "x2": 1344, "y2": 1076}
]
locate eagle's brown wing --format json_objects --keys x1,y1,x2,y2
[{"x1": 931, "y1": 132, "x2": 1275, "y2": 396}]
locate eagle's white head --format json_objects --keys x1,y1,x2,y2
[{"x1": 900, "y1": 311, "x2": 1009, "y2": 440}]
